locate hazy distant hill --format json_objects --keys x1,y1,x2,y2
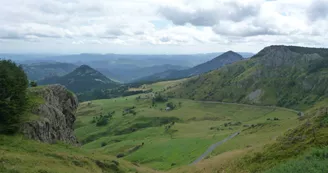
[
  {"x1": 39, "y1": 65, "x2": 119, "y2": 93},
  {"x1": 101, "y1": 64, "x2": 186, "y2": 83},
  {"x1": 39, "y1": 52, "x2": 253, "y2": 68},
  {"x1": 43, "y1": 53, "x2": 222, "y2": 67},
  {"x1": 136, "y1": 51, "x2": 243, "y2": 83},
  {"x1": 22, "y1": 62, "x2": 78, "y2": 81},
  {"x1": 169, "y1": 45, "x2": 328, "y2": 110}
]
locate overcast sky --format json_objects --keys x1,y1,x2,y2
[{"x1": 0, "y1": 0, "x2": 327, "y2": 54}]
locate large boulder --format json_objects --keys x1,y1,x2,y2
[{"x1": 21, "y1": 84, "x2": 79, "y2": 145}]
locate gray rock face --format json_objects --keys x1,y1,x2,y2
[
  {"x1": 247, "y1": 89, "x2": 263, "y2": 103},
  {"x1": 21, "y1": 84, "x2": 79, "y2": 145}
]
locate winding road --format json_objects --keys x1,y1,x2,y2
[
  {"x1": 190, "y1": 132, "x2": 240, "y2": 165},
  {"x1": 189, "y1": 101, "x2": 304, "y2": 165}
]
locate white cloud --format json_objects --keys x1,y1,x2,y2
[
  {"x1": 0, "y1": 0, "x2": 327, "y2": 54},
  {"x1": 307, "y1": 0, "x2": 328, "y2": 21},
  {"x1": 158, "y1": 0, "x2": 262, "y2": 26}
]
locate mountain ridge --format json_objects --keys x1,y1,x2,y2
[
  {"x1": 39, "y1": 65, "x2": 119, "y2": 93},
  {"x1": 168, "y1": 45, "x2": 328, "y2": 110},
  {"x1": 134, "y1": 51, "x2": 243, "y2": 83},
  {"x1": 22, "y1": 62, "x2": 78, "y2": 81}
]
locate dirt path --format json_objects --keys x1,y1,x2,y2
[{"x1": 190, "y1": 132, "x2": 240, "y2": 165}]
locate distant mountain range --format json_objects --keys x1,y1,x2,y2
[
  {"x1": 135, "y1": 51, "x2": 244, "y2": 83},
  {"x1": 41, "y1": 52, "x2": 253, "y2": 67},
  {"x1": 38, "y1": 65, "x2": 119, "y2": 93},
  {"x1": 10, "y1": 52, "x2": 254, "y2": 83},
  {"x1": 22, "y1": 62, "x2": 78, "y2": 81},
  {"x1": 104, "y1": 64, "x2": 187, "y2": 83},
  {"x1": 22, "y1": 62, "x2": 186, "y2": 83},
  {"x1": 169, "y1": 45, "x2": 328, "y2": 110}
]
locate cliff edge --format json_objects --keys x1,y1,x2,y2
[{"x1": 21, "y1": 84, "x2": 79, "y2": 145}]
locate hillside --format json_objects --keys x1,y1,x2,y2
[
  {"x1": 74, "y1": 80, "x2": 301, "y2": 171},
  {"x1": 22, "y1": 62, "x2": 77, "y2": 81},
  {"x1": 168, "y1": 46, "x2": 328, "y2": 110},
  {"x1": 135, "y1": 51, "x2": 243, "y2": 83},
  {"x1": 99, "y1": 64, "x2": 186, "y2": 83},
  {"x1": 39, "y1": 65, "x2": 119, "y2": 93},
  {"x1": 0, "y1": 85, "x2": 156, "y2": 173},
  {"x1": 0, "y1": 135, "x2": 157, "y2": 173}
]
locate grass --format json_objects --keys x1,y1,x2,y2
[
  {"x1": 145, "y1": 79, "x2": 186, "y2": 92},
  {"x1": 0, "y1": 135, "x2": 157, "y2": 173},
  {"x1": 229, "y1": 101, "x2": 328, "y2": 173},
  {"x1": 75, "y1": 81, "x2": 300, "y2": 171},
  {"x1": 266, "y1": 146, "x2": 328, "y2": 173}
]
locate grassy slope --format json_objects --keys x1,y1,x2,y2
[
  {"x1": 265, "y1": 146, "x2": 328, "y2": 173},
  {"x1": 75, "y1": 81, "x2": 300, "y2": 171},
  {"x1": 1, "y1": 86, "x2": 157, "y2": 173},
  {"x1": 0, "y1": 135, "x2": 157, "y2": 173},
  {"x1": 167, "y1": 100, "x2": 328, "y2": 173},
  {"x1": 168, "y1": 46, "x2": 328, "y2": 111}
]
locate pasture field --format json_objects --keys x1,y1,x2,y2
[{"x1": 75, "y1": 81, "x2": 300, "y2": 170}]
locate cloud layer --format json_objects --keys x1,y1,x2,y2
[{"x1": 0, "y1": 0, "x2": 327, "y2": 54}]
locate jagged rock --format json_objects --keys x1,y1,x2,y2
[{"x1": 21, "y1": 84, "x2": 79, "y2": 145}]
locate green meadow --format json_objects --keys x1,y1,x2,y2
[{"x1": 75, "y1": 81, "x2": 300, "y2": 170}]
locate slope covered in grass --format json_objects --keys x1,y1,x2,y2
[
  {"x1": 168, "y1": 46, "x2": 328, "y2": 110},
  {"x1": 266, "y1": 146, "x2": 328, "y2": 173},
  {"x1": 75, "y1": 87, "x2": 299, "y2": 170},
  {"x1": 0, "y1": 135, "x2": 157, "y2": 173}
]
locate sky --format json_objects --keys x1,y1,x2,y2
[{"x1": 0, "y1": 0, "x2": 328, "y2": 54}]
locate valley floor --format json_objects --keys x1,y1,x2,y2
[{"x1": 75, "y1": 81, "x2": 301, "y2": 171}]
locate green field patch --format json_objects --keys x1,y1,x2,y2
[{"x1": 75, "y1": 80, "x2": 301, "y2": 171}]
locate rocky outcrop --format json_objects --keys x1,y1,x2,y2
[{"x1": 21, "y1": 84, "x2": 79, "y2": 145}]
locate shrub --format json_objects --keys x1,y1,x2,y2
[
  {"x1": 116, "y1": 153, "x2": 125, "y2": 158},
  {"x1": 96, "y1": 115, "x2": 109, "y2": 126},
  {"x1": 101, "y1": 142, "x2": 107, "y2": 147},
  {"x1": 166, "y1": 102, "x2": 176, "y2": 110},
  {"x1": 123, "y1": 107, "x2": 136, "y2": 116},
  {"x1": 0, "y1": 60, "x2": 29, "y2": 134},
  {"x1": 111, "y1": 160, "x2": 119, "y2": 166},
  {"x1": 30, "y1": 81, "x2": 38, "y2": 87},
  {"x1": 152, "y1": 94, "x2": 168, "y2": 103}
]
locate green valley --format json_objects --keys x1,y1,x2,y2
[
  {"x1": 3, "y1": 45, "x2": 328, "y2": 173},
  {"x1": 75, "y1": 80, "x2": 301, "y2": 170}
]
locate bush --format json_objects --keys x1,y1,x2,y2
[
  {"x1": 92, "y1": 111, "x2": 115, "y2": 126},
  {"x1": 30, "y1": 81, "x2": 38, "y2": 87},
  {"x1": 122, "y1": 107, "x2": 136, "y2": 116},
  {"x1": 0, "y1": 60, "x2": 29, "y2": 134},
  {"x1": 166, "y1": 102, "x2": 176, "y2": 110},
  {"x1": 101, "y1": 142, "x2": 107, "y2": 147},
  {"x1": 96, "y1": 115, "x2": 109, "y2": 126},
  {"x1": 116, "y1": 153, "x2": 125, "y2": 158},
  {"x1": 152, "y1": 94, "x2": 168, "y2": 103}
]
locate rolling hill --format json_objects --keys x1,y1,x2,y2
[
  {"x1": 39, "y1": 65, "x2": 119, "y2": 93},
  {"x1": 168, "y1": 45, "x2": 328, "y2": 110},
  {"x1": 22, "y1": 62, "x2": 78, "y2": 81},
  {"x1": 135, "y1": 51, "x2": 243, "y2": 83},
  {"x1": 97, "y1": 64, "x2": 187, "y2": 83}
]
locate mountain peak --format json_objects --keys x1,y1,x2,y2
[
  {"x1": 225, "y1": 50, "x2": 238, "y2": 54},
  {"x1": 39, "y1": 65, "x2": 119, "y2": 93},
  {"x1": 73, "y1": 65, "x2": 103, "y2": 75},
  {"x1": 252, "y1": 45, "x2": 328, "y2": 68},
  {"x1": 258, "y1": 45, "x2": 328, "y2": 57},
  {"x1": 76, "y1": 64, "x2": 93, "y2": 70},
  {"x1": 219, "y1": 51, "x2": 244, "y2": 59},
  {"x1": 215, "y1": 51, "x2": 243, "y2": 60}
]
